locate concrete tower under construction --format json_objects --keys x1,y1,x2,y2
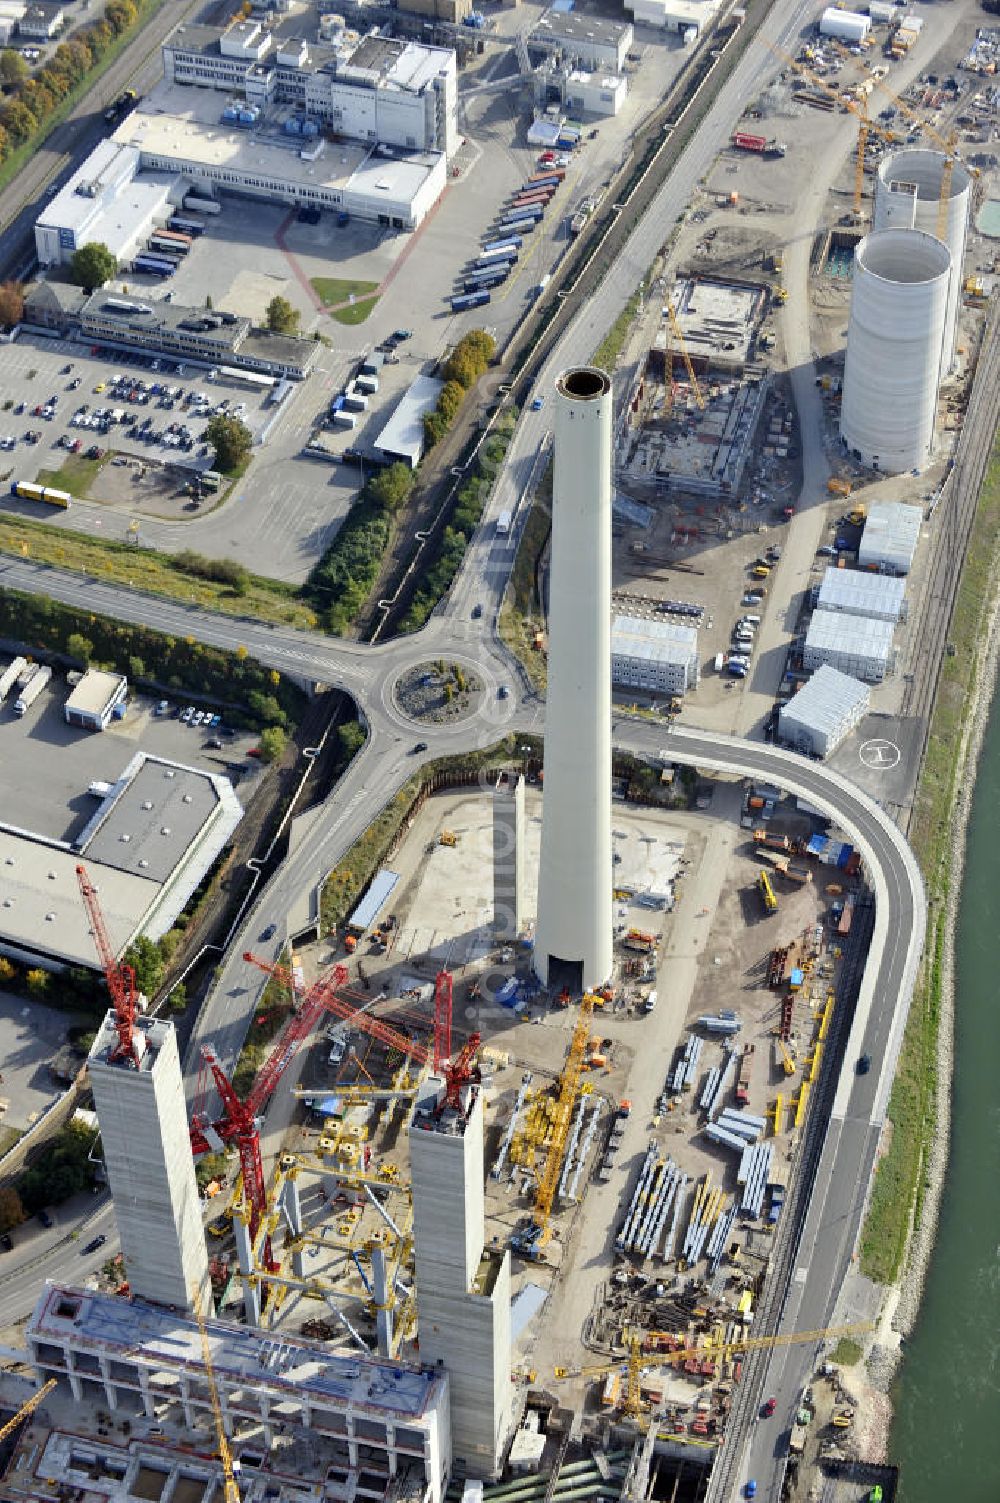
[
  {"x1": 409, "y1": 1082, "x2": 512, "y2": 1476},
  {"x1": 88, "y1": 1011, "x2": 211, "y2": 1313},
  {"x1": 533, "y1": 366, "x2": 613, "y2": 993}
]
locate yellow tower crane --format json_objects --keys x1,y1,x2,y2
[
  {"x1": 533, "y1": 991, "x2": 597, "y2": 1244},
  {"x1": 0, "y1": 1379, "x2": 57, "y2": 1445},
  {"x1": 554, "y1": 1320, "x2": 874, "y2": 1421},
  {"x1": 664, "y1": 302, "x2": 706, "y2": 411},
  {"x1": 192, "y1": 1289, "x2": 241, "y2": 1503}
]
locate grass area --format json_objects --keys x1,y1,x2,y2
[
  {"x1": 593, "y1": 290, "x2": 642, "y2": 372},
  {"x1": 311, "y1": 277, "x2": 380, "y2": 308},
  {"x1": 36, "y1": 452, "x2": 108, "y2": 495},
  {"x1": 0, "y1": 1123, "x2": 22, "y2": 1161},
  {"x1": 330, "y1": 297, "x2": 380, "y2": 326},
  {"x1": 0, "y1": 514, "x2": 317, "y2": 629},
  {"x1": 498, "y1": 460, "x2": 551, "y2": 694},
  {"x1": 0, "y1": 0, "x2": 168, "y2": 198},
  {"x1": 830, "y1": 1338, "x2": 863, "y2": 1368},
  {"x1": 859, "y1": 434, "x2": 1000, "y2": 1286}
]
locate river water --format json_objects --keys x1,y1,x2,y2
[{"x1": 890, "y1": 699, "x2": 1000, "y2": 1497}]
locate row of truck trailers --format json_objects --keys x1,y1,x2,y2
[
  {"x1": 131, "y1": 207, "x2": 210, "y2": 277},
  {"x1": 449, "y1": 168, "x2": 565, "y2": 313}
]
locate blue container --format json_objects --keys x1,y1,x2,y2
[{"x1": 302, "y1": 120, "x2": 319, "y2": 137}]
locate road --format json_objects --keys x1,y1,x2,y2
[{"x1": 0, "y1": 1, "x2": 936, "y2": 1494}]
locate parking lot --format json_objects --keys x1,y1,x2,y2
[{"x1": 0, "y1": 658, "x2": 261, "y2": 845}]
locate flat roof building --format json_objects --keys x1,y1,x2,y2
[
  {"x1": 28, "y1": 1283, "x2": 451, "y2": 1502},
  {"x1": 779, "y1": 664, "x2": 871, "y2": 759},
  {"x1": 625, "y1": 0, "x2": 725, "y2": 35},
  {"x1": 0, "y1": 752, "x2": 242, "y2": 972},
  {"x1": 816, "y1": 566, "x2": 907, "y2": 622},
  {"x1": 34, "y1": 140, "x2": 177, "y2": 268},
  {"x1": 374, "y1": 375, "x2": 444, "y2": 468},
  {"x1": 858, "y1": 500, "x2": 923, "y2": 576},
  {"x1": 803, "y1": 608, "x2": 894, "y2": 683},
  {"x1": 529, "y1": 11, "x2": 633, "y2": 71},
  {"x1": 64, "y1": 670, "x2": 128, "y2": 732},
  {"x1": 612, "y1": 613, "x2": 700, "y2": 695},
  {"x1": 115, "y1": 84, "x2": 448, "y2": 231}
]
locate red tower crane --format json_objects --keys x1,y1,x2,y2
[
  {"x1": 242, "y1": 954, "x2": 480, "y2": 1110},
  {"x1": 76, "y1": 862, "x2": 140, "y2": 1067}
]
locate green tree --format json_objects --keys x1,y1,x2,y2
[
  {"x1": 0, "y1": 49, "x2": 27, "y2": 85},
  {"x1": 66, "y1": 632, "x2": 93, "y2": 664},
  {"x1": 127, "y1": 654, "x2": 146, "y2": 680},
  {"x1": 258, "y1": 725, "x2": 287, "y2": 763},
  {"x1": 70, "y1": 242, "x2": 117, "y2": 291},
  {"x1": 17, "y1": 1122, "x2": 95, "y2": 1211},
  {"x1": 124, "y1": 935, "x2": 165, "y2": 998},
  {"x1": 26, "y1": 968, "x2": 49, "y2": 996},
  {"x1": 0, "y1": 99, "x2": 39, "y2": 144},
  {"x1": 265, "y1": 295, "x2": 300, "y2": 334},
  {"x1": 366, "y1": 462, "x2": 414, "y2": 514},
  {"x1": 205, "y1": 413, "x2": 252, "y2": 473},
  {"x1": 0, "y1": 280, "x2": 23, "y2": 330},
  {"x1": 337, "y1": 721, "x2": 365, "y2": 761}
]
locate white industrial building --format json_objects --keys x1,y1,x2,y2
[
  {"x1": 779, "y1": 665, "x2": 871, "y2": 759},
  {"x1": 859, "y1": 499, "x2": 923, "y2": 575},
  {"x1": 409, "y1": 1084, "x2": 511, "y2": 1477},
  {"x1": 625, "y1": 0, "x2": 724, "y2": 35},
  {"x1": 874, "y1": 148, "x2": 971, "y2": 373},
  {"x1": 611, "y1": 614, "x2": 700, "y2": 695},
  {"x1": 840, "y1": 228, "x2": 951, "y2": 473},
  {"x1": 115, "y1": 85, "x2": 447, "y2": 232},
  {"x1": 162, "y1": 22, "x2": 458, "y2": 157},
  {"x1": 27, "y1": 1283, "x2": 451, "y2": 1502},
  {"x1": 64, "y1": 669, "x2": 129, "y2": 732},
  {"x1": 803, "y1": 608, "x2": 894, "y2": 683},
  {"x1": 816, "y1": 566, "x2": 907, "y2": 623},
  {"x1": 34, "y1": 140, "x2": 178, "y2": 268},
  {"x1": 87, "y1": 1014, "x2": 211, "y2": 1313},
  {"x1": 540, "y1": 64, "x2": 628, "y2": 117},
  {"x1": 374, "y1": 374, "x2": 444, "y2": 468},
  {"x1": 534, "y1": 367, "x2": 614, "y2": 994},
  {"x1": 0, "y1": 752, "x2": 242, "y2": 973},
  {"x1": 818, "y1": 6, "x2": 871, "y2": 42},
  {"x1": 529, "y1": 11, "x2": 632, "y2": 71}
]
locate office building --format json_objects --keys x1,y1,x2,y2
[
  {"x1": 779, "y1": 665, "x2": 871, "y2": 759},
  {"x1": 611, "y1": 614, "x2": 700, "y2": 695},
  {"x1": 803, "y1": 609, "x2": 894, "y2": 683},
  {"x1": 64, "y1": 671, "x2": 128, "y2": 732}
]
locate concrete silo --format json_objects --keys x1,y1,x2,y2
[
  {"x1": 840, "y1": 228, "x2": 951, "y2": 473},
  {"x1": 874, "y1": 147, "x2": 971, "y2": 370},
  {"x1": 533, "y1": 366, "x2": 613, "y2": 994}
]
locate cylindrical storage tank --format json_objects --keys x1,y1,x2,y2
[
  {"x1": 533, "y1": 367, "x2": 613, "y2": 993},
  {"x1": 840, "y1": 228, "x2": 951, "y2": 474},
  {"x1": 874, "y1": 147, "x2": 971, "y2": 370}
]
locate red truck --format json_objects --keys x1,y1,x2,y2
[
  {"x1": 731, "y1": 131, "x2": 787, "y2": 157},
  {"x1": 736, "y1": 1044, "x2": 755, "y2": 1106}
]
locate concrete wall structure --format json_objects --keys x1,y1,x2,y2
[
  {"x1": 27, "y1": 1283, "x2": 450, "y2": 1503},
  {"x1": 87, "y1": 1013, "x2": 211, "y2": 1314},
  {"x1": 840, "y1": 228, "x2": 951, "y2": 473},
  {"x1": 874, "y1": 147, "x2": 971, "y2": 371},
  {"x1": 534, "y1": 368, "x2": 613, "y2": 994},
  {"x1": 409, "y1": 1085, "x2": 512, "y2": 1476},
  {"x1": 493, "y1": 773, "x2": 526, "y2": 940}
]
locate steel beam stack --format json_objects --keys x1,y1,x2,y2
[
  {"x1": 670, "y1": 1033, "x2": 704, "y2": 1095},
  {"x1": 704, "y1": 1121, "x2": 747, "y2": 1152},
  {"x1": 492, "y1": 1073, "x2": 533, "y2": 1179},
  {"x1": 700, "y1": 1045, "x2": 737, "y2": 1117},
  {"x1": 704, "y1": 1199, "x2": 738, "y2": 1273},
  {"x1": 616, "y1": 1142, "x2": 658, "y2": 1252},
  {"x1": 682, "y1": 1179, "x2": 725, "y2": 1265},
  {"x1": 662, "y1": 1173, "x2": 689, "y2": 1261},
  {"x1": 715, "y1": 1109, "x2": 766, "y2": 1143},
  {"x1": 736, "y1": 1143, "x2": 773, "y2": 1218},
  {"x1": 635, "y1": 1157, "x2": 679, "y2": 1257},
  {"x1": 697, "y1": 1012, "x2": 742, "y2": 1036}
]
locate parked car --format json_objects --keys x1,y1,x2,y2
[
  {"x1": 83, "y1": 1235, "x2": 106, "y2": 1255},
  {"x1": 412, "y1": 741, "x2": 428, "y2": 753},
  {"x1": 857, "y1": 1053, "x2": 872, "y2": 1075},
  {"x1": 37, "y1": 1209, "x2": 53, "y2": 1228},
  {"x1": 260, "y1": 923, "x2": 277, "y2": 942},
  {"x1": 0, "y1": 1234, "x2": 12, "y2": 1253}
]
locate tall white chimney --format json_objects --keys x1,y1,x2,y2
[{"x1": 533, "y1": 366, "x2": 613, "y2": 993}]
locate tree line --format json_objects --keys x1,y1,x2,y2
[{"x1": 0, "y1": 0, "x2": 145, "y2": 165}]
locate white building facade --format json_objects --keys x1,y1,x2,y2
[
  {"x1": 612, "y1": 614, "x2": 699, "y2": 695},
  {"x1": 803, "y1": 609, "x2": 894, "y2": 683},
  {"x1": 816, "y1": 567, "x2": 906, "y2": 622},
  {"x1": 779, "y1": 665, "x2": 870, "y2": 759},
  {"x1": 858, "y1": 500, "x2": 923, "y2": 575}
]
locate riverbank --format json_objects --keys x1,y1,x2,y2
[{"x1": 837, "y1": 433, "x2": 1000, "y2": 1468}]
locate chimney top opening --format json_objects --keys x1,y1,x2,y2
[{"x1": 558, "y1": 367, "x2": 610, "y2": 400}]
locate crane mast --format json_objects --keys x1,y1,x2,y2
[{"x1": 76, "y1": 862, "x2": 140, "y2": 1066}]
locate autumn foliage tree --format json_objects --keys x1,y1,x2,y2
[{"x1": 0, "y1": 280, "x2": 24, "y2": 329}]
